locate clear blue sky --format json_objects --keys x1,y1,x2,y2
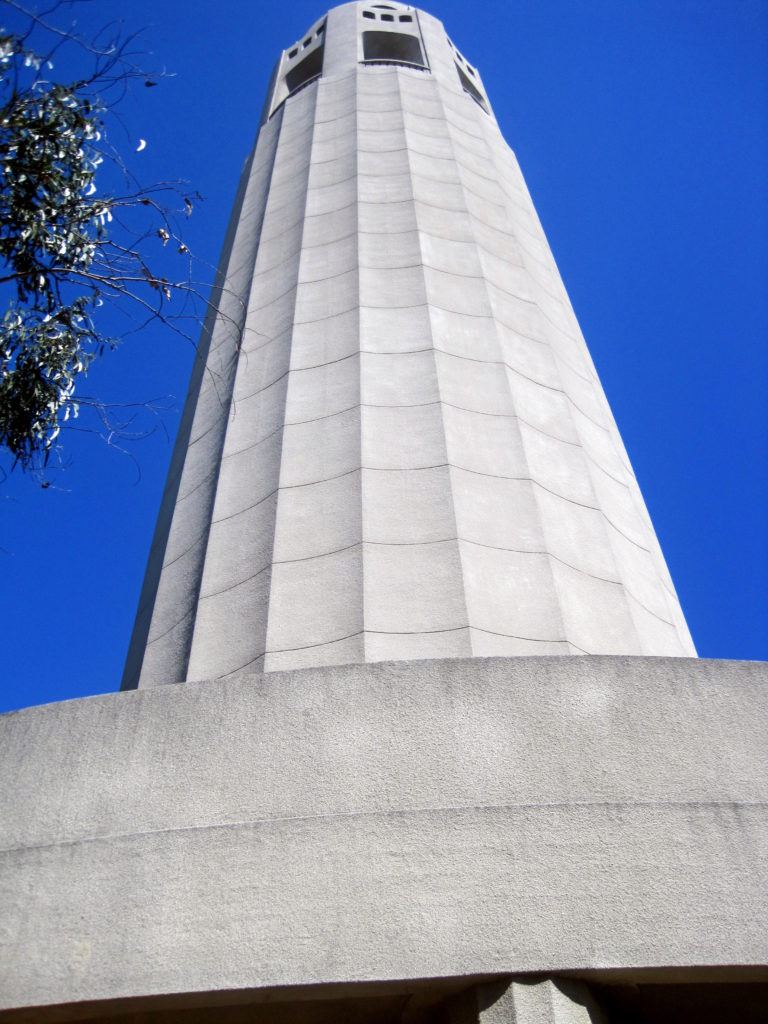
[{"x1": 1, "y1": 0, "x2": 766, "y2": 712}]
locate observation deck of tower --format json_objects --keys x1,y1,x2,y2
[
  {"x1": 123, "y1": 1, "x2": 695, "y2": 691},
  {"x1": 2, "y1": 6, "x2": 766, "y2": 1023}
]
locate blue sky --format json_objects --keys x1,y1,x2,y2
[{"x1": 1, "y1": 0, "x2": 766, "y2": 712}]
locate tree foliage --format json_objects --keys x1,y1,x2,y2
[{"x1": 0, "y1": 2, "x2": 203, "y2": 477}]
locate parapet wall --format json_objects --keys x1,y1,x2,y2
[{"x1": 1, "y1": 656, "x2": 766, "y2": 1015}]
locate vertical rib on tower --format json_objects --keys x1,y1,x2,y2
[{"x1": 123, "y1": 2, "x2": 695, "y2": 690}]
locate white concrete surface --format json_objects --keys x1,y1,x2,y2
[
  {"x1": 122, "y1": 3, "x2": 696, "y2": 689},
  {"x1": 1, "y1": 657, "x2": 766, "y2": 1013}
]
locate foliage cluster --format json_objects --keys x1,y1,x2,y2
[
  {"x1": 0, "y1": 3, "x2": 202, "y2": 478},
  {"x1": 0, "y1": 30, "x2": 108, "y2": 466}
]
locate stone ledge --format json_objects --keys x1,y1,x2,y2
[{"x1": 1, "y1": 656, "x2": 766, "y2": 1014}]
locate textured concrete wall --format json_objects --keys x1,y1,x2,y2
[
  {"x1": 1, "y1": 657, "x2": 766, "y2": 1013},
  {"x1": 120, "y1": 110, "x2": 284, "y2": 690},
  {"x1": 123, "y1": 4, "x2": 695, "y2": 688}
]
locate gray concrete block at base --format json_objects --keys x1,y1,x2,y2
[
  {"x1": 0, "y1": 656, "x2": 766, "y2": 1015},
  {"x1": 446, "y1": 979, "x2": 606, "y2": 1024}
]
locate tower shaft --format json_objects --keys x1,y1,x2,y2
[{"x1": 124, "y1": 3, "x2": 694, "y2": 690}]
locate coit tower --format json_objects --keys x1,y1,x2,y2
[{"x1": 123, "y1": 1, "x2": 695, "y2": 690}]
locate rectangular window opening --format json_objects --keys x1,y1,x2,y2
[
  {"x1": 285, "y1": 43, "x2": 324, "y2": 94},
  {"x1": 362, "y1": 30, "x2": 426, "y2": 68},
  {"x1": 457, "y1": 64, "x2": 487, "y2": 111},
  {"x1": 362, "y1": 10, "x2": 376, "y2": 18}
]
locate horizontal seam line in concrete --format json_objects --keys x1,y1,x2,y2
[
  {"x1": 174, "y1": 464, "x2": 227, "y2": 506},
  {"x1": 428, "y1": 345, "x2": 609, "y2": 431},
  {"x1": 369, "y1": 96, "x2": 486, "y2": 130},
  {"x1": 203, "y1": 465, "x2": 649, "y2": 551},
  {"x1": 167, "y1": 475, "x2": 642, "y2": 574},
  {"x1": 304, "y1": 163, "x2": 486, "y2": 196},
  {"x1": 295, "y1": 227, "x2": 357, "y2": 251},
  {"x1": 210, "y1": 486, "x2": 279, "y2": 527},
  {"x1": 355, "y1": 146, "x2": 505, "y2": 187},
  {"x1": 300, "y1": 264, "x2": 567, "y2": 320},
  {"x1": 292, "y1": 218, "x2": 552, "y2": 263},
  {"x1": 464, "y1": 266, "x2": 572, "y2": 320},
  {"x1": 195, "y1": 535, "x2": 664, "y2": 623},
  {"x1": 232, "y1": 349, "x2": 606, "y2": 436},
  {"x1": 347, "y1": 295, "x2": 580, "y2": 354},
  {"x1": 6, "y1": 800, "x2": 764, "y2": 858},
  {"x1": 239, "y1": 325, "x2": 293, "y2": 358},
  {"x1": 623, "y1": 587, "x2": 679, "y2": 628},
  {"x1": 245, "y1": 247, "x2": 307, "y2": 282},
  {"x1": 354, "y1": 240, "x2": 561, "y2": 309},
  {"x1": 199, "y1": 537, "x2": 668, "y2": 621},
  {"x1": 407, "y1": 194, "x2": 564, "y2": 281},
  {"x1": 160, "y1": 533, "x2": 207, "y2": 572},
  {"x1": 162, "y1": 485, "x2": 281, "y2": 568},
  {"x1": 199, "y1": 564, "x2": 271, "y2": 601},
  {"x1": 276, "y1": 465, "x2": 648, "y2": 545},
  {"x1": 229, "y1": 372, "x2": 291, "y2": 421},
  {"x1": 465, "y1": 627, "x2": 590, "y2": 654},
  {"x1": 306, "y1": 169, "x2": 509, "y2": 218},
  {"x1": 461, "y1": 198, "x2": 576, "y2": 300},
  {"x1": 294, "y1": 304, "x2": 360, "y2": 324},
  {"x1": 185, "y1": 405, "x2": 234, "y2": 452},
  {"x1": 146, "y1": 605, "x2": 195, "y2": 648},
  {"x1": 279, "y1": 398, "x2": 621, "y2": 477},
  {"x1": 209, "y1": 626, "x2": 591, "y2": 677},
  {"x1": 204, "y1": 538, "x2": 616, "y2": 582},
  {"x1": 230, "y1": 347, "x2": 362, "y2": 410},
  {"x1": 359, "y1": 113, "x2": 486, "y2": 144},
  {"x1": 320, "y1": 149, "x2": 505, "y2": 192},
  {"x1": 221, "y1": 418, "x2": 287, "y2": 460},
  {"x1": 236, "y1": 295, "x2": 593, "y2": 389},
  {"x1": 246, "y1": 279, "x2": 301, "y2": 313}
]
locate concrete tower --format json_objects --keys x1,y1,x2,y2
[
  {"x1": 123, "y1": 2, "x2": 695, "y2": 692},
  {"x1": 1, "y1": 5, "x2": 766, "y2": 1022}
]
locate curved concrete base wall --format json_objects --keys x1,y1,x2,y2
[{"x1": 1, "y1": 656, "x2": 766, "y2": 1014}]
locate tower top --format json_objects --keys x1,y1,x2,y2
[{"x1": 262, "y1": 4, "x2": 493, "y2": 123}]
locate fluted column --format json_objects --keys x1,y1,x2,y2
[{"x1": 123, "y1": 2, "x2": 695, "y2": 690}]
